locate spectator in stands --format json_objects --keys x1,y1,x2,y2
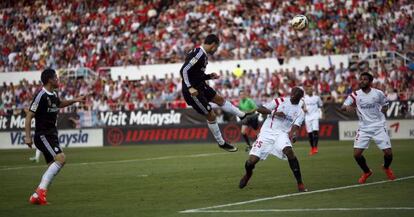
[{"x1": 0, "y1": 0, "x2": 412, "y2": 72}]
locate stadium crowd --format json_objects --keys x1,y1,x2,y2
[
  {"x1": 0, "y1": 0, "x2": 413, "y2": 72},
  {"x1": 0, "y1": 61, "x2": 413, "y2": 115}
]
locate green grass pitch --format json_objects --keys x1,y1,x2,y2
[{"x1": 0, "y1": 140, "x2": 413, "y2": 217}]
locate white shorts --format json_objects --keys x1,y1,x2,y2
[
  {"x1": 354, "y1": 127, "x2": 392, "y2": 150},
  {"x1": 249, "y1": 132, "x2": 292, "y2": 160},
  {"x1": 305, "y1": 119, "x2": 319, "y2": 133}
]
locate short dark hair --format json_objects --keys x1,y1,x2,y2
[
  {"x1": 204, "y1": 34, "x2": 220, "y2": 45},
  {"x1": 292, "y1": 86, "x2": 304, "y2": 98},
  {"x1": 360, "y1": 72, "x2": 373, "y2": 82},
  {"x1": 41, "y1": 68, "x2": 56, "y2": 85}
]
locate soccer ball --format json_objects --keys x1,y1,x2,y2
[{"x1": 290, "y1": 15, "x2": 308, "y2": 31}]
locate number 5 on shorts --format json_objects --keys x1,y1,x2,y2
[{"x1": 253, "y1": 141, "x2": 263, "y2": 148}]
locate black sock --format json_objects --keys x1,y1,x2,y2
[
  {"x1": 308, "y1": 133, "x2": 314, "y2": 148},
  {"x1": 245, "y1": 161, "x2": 255, "y2": 175},
  {"x1": 384, "y1": 155, "x2": 393, "y2": 169},
  {"x1": 354, "y1": 155, "x2": 370, "y2": 173},
  {"x1": 288, "y1": 157, "x2": 303, "y2": 184},
  {"x1": 242, "y1": 134, "x2": 251, "y2": 147},
  {"x1": 313, "y1": 131, "x2": 319, "y2": 147}
]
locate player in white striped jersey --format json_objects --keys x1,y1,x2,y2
[
  {"x1": 239, "y1": 87, "x2": 307, "y2": 192},
  {"x1": 342, "y1": 72, "x2": 396, "y2": 184},
  {"x1": 303, "y1": 85, "x2": 323, "y2": 155}
]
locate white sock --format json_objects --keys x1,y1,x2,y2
[
  {"x1": 35, "y1": 149, "x2": 41, "y2": 161},
  {"x1": 221, "y1": 101, "x2": 245, "y2": 117},
  {"x1": 207, "y1": 121, "x2": 225, "y2": 145},
  {"x1": 38, "y1": 162, "x2": 62, "y2": 190}
]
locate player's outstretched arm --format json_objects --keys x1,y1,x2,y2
[
  {"x1": 256, "y1": 105, "x2": 272, "y2": 115},
  {"x1": 206, "y1": 73, "x2": 220, "y2": 80},
  {"x1": 59, "y1": 95, "x2": 87, "y2": 108},
  {"x1": 24, "y1": 110, "x2": 34, "y2": 148}
]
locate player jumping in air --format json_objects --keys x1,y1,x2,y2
[{"x1": 180, "y1": 34, "x2": 253, "y2": 152}]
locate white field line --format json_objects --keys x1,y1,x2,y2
[
  {"x1": 182, "y1": 207, "x2": 414, "y2": 213},
  {"x1": 180, "y1": 175, "x2": 414, "y2": 213},
  {"x1": 0, "y1": 152, "x2": 227, "y2": 171}
]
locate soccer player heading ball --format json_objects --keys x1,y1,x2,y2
[{"x1": 179, "y1": 34, "x2": 254, "y2": 152}]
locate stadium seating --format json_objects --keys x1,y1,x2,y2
[
  {"x1": 0, "y1": 1, "x2": 413, "y2": 114},
  {"x1": 0, "y1": 1, "x2": 412, "y2": 72}
]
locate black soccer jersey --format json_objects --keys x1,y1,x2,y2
[
  {"x1": 179, "y1": 47, "x2": 212, "y2": 89},
  {"x1": 29, "y1": 88, "x2": 61, "y2": 135}
]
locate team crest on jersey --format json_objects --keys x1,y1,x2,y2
[
  {"x1": 190, "y1": 58, "x2": 198, "y2": 65},
  {"x1": 47, "y1": 97, "x2": 52, "y2": 106}
]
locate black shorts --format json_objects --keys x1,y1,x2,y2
[
  {"x1": 182, "y1": 85, "x2": 217, "y2": 115},
  {"x1": 34, "y1": 134, "x2": 62, "y2": 164},
  {"x1": 241, "y1": 114, "x2": 260, "y2": 130}
]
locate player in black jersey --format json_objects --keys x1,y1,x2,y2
[
  {"x1": 25, "y1": 68, "x2": 86, "y2": 205},
  {"x1": 180, "y1": 34, "x2": 254, "y2": 152}
]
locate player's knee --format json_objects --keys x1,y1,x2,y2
[
  {"x1": 383, "y1": 148, "x2": 393, "y2": 157},
  {"x1": 283, "y1": 147, "x2": 295, "y2": 159},
  {"x1": 215, "y1": 96, "x2": 225, "y2": 106},
  {"x1": 247, "y1": 155, "x2": 259, "y2": 165},
  {"x1": 55, "y1": 153, "x2": 66, "y2": 166},
  {"x1": 206, "y1": 112, "x2": 216, "y2": 122},
  {"x1": 313, "y1": 131, "x2": 319, "y2": 137},
  {"x1": 241, "y1": 126, "x2": 247, "y2": 134},
  {"x1": 353, "y1": 152, "x2": 362, "y2": 159}
]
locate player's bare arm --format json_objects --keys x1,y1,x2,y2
[
  {"x1": 257, "y1": 105, "x2": 285, "y2": 117},
  {"x1": 381, "y1": 105, "x2": 388, "y2": 114},
  {"x1": 209, "y1": 73, "x2": 220, "y2": 79},
  {"x1": 303, "y1": 106, "x2": 308, "y2": 113},
  {"x1": 59, "y1": 95, "x2": 87, "y2": 108},
  {"x1": 256, "y1": 105, "x2": 271, "y2": 114},
  {"x1": 289, "y1": 125, "x2": 300, "y2": 143},
  {"x1": 341, "y1": 105, "x2": 355, "y2": 113},
  {"x1": 24, "y1": 110, "x2": 35, "y2": 148}
]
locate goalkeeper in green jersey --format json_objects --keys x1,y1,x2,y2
[{"x1": 239, "y1": 89, "x2": 259, "y2": 151}]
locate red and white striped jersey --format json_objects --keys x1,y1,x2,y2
[
  {"x1": 261, "y1": 97, "x2": 305, "y2": 134},
  {"x1": 343, "y1": 88, "x2": 388, "y2": 130}
]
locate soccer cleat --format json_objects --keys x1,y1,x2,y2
[
  {"x1": 218, "y1": 142, "x2": 238, "y2": 152},
  {"x1": 35, "y1": 188, "x2": 48, "y2": 205},
  {"x1": 297, "y1": 183, "x2": 308, "y2": 192},
  {"x1": 382, "y1": 166, "x2": 396, "y2": 181},
  {"x1": 309, "y1": 147, "x2": 317, "y2": 156},
  {"x1": 314, "y1": 146, "x2": 319, "y2": 153},
  {"x1": 309, "y1": 148, "x2": 315, "y2": 156},
  {"x1": 358, "y1": 170, "x2": 373, "y2": 184},
  {"x1": 240, "y1": 111, "x2": 256, "y2": 121},
  {"x1": 29, "y1": 193, "x2": 40, "y2": 204},
  {"x1": 29, "y1": 157, "x2": 39, "y2": 163},
  {"x1": 239, "y1": 171, "x2": 253, "y2": 189}
]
